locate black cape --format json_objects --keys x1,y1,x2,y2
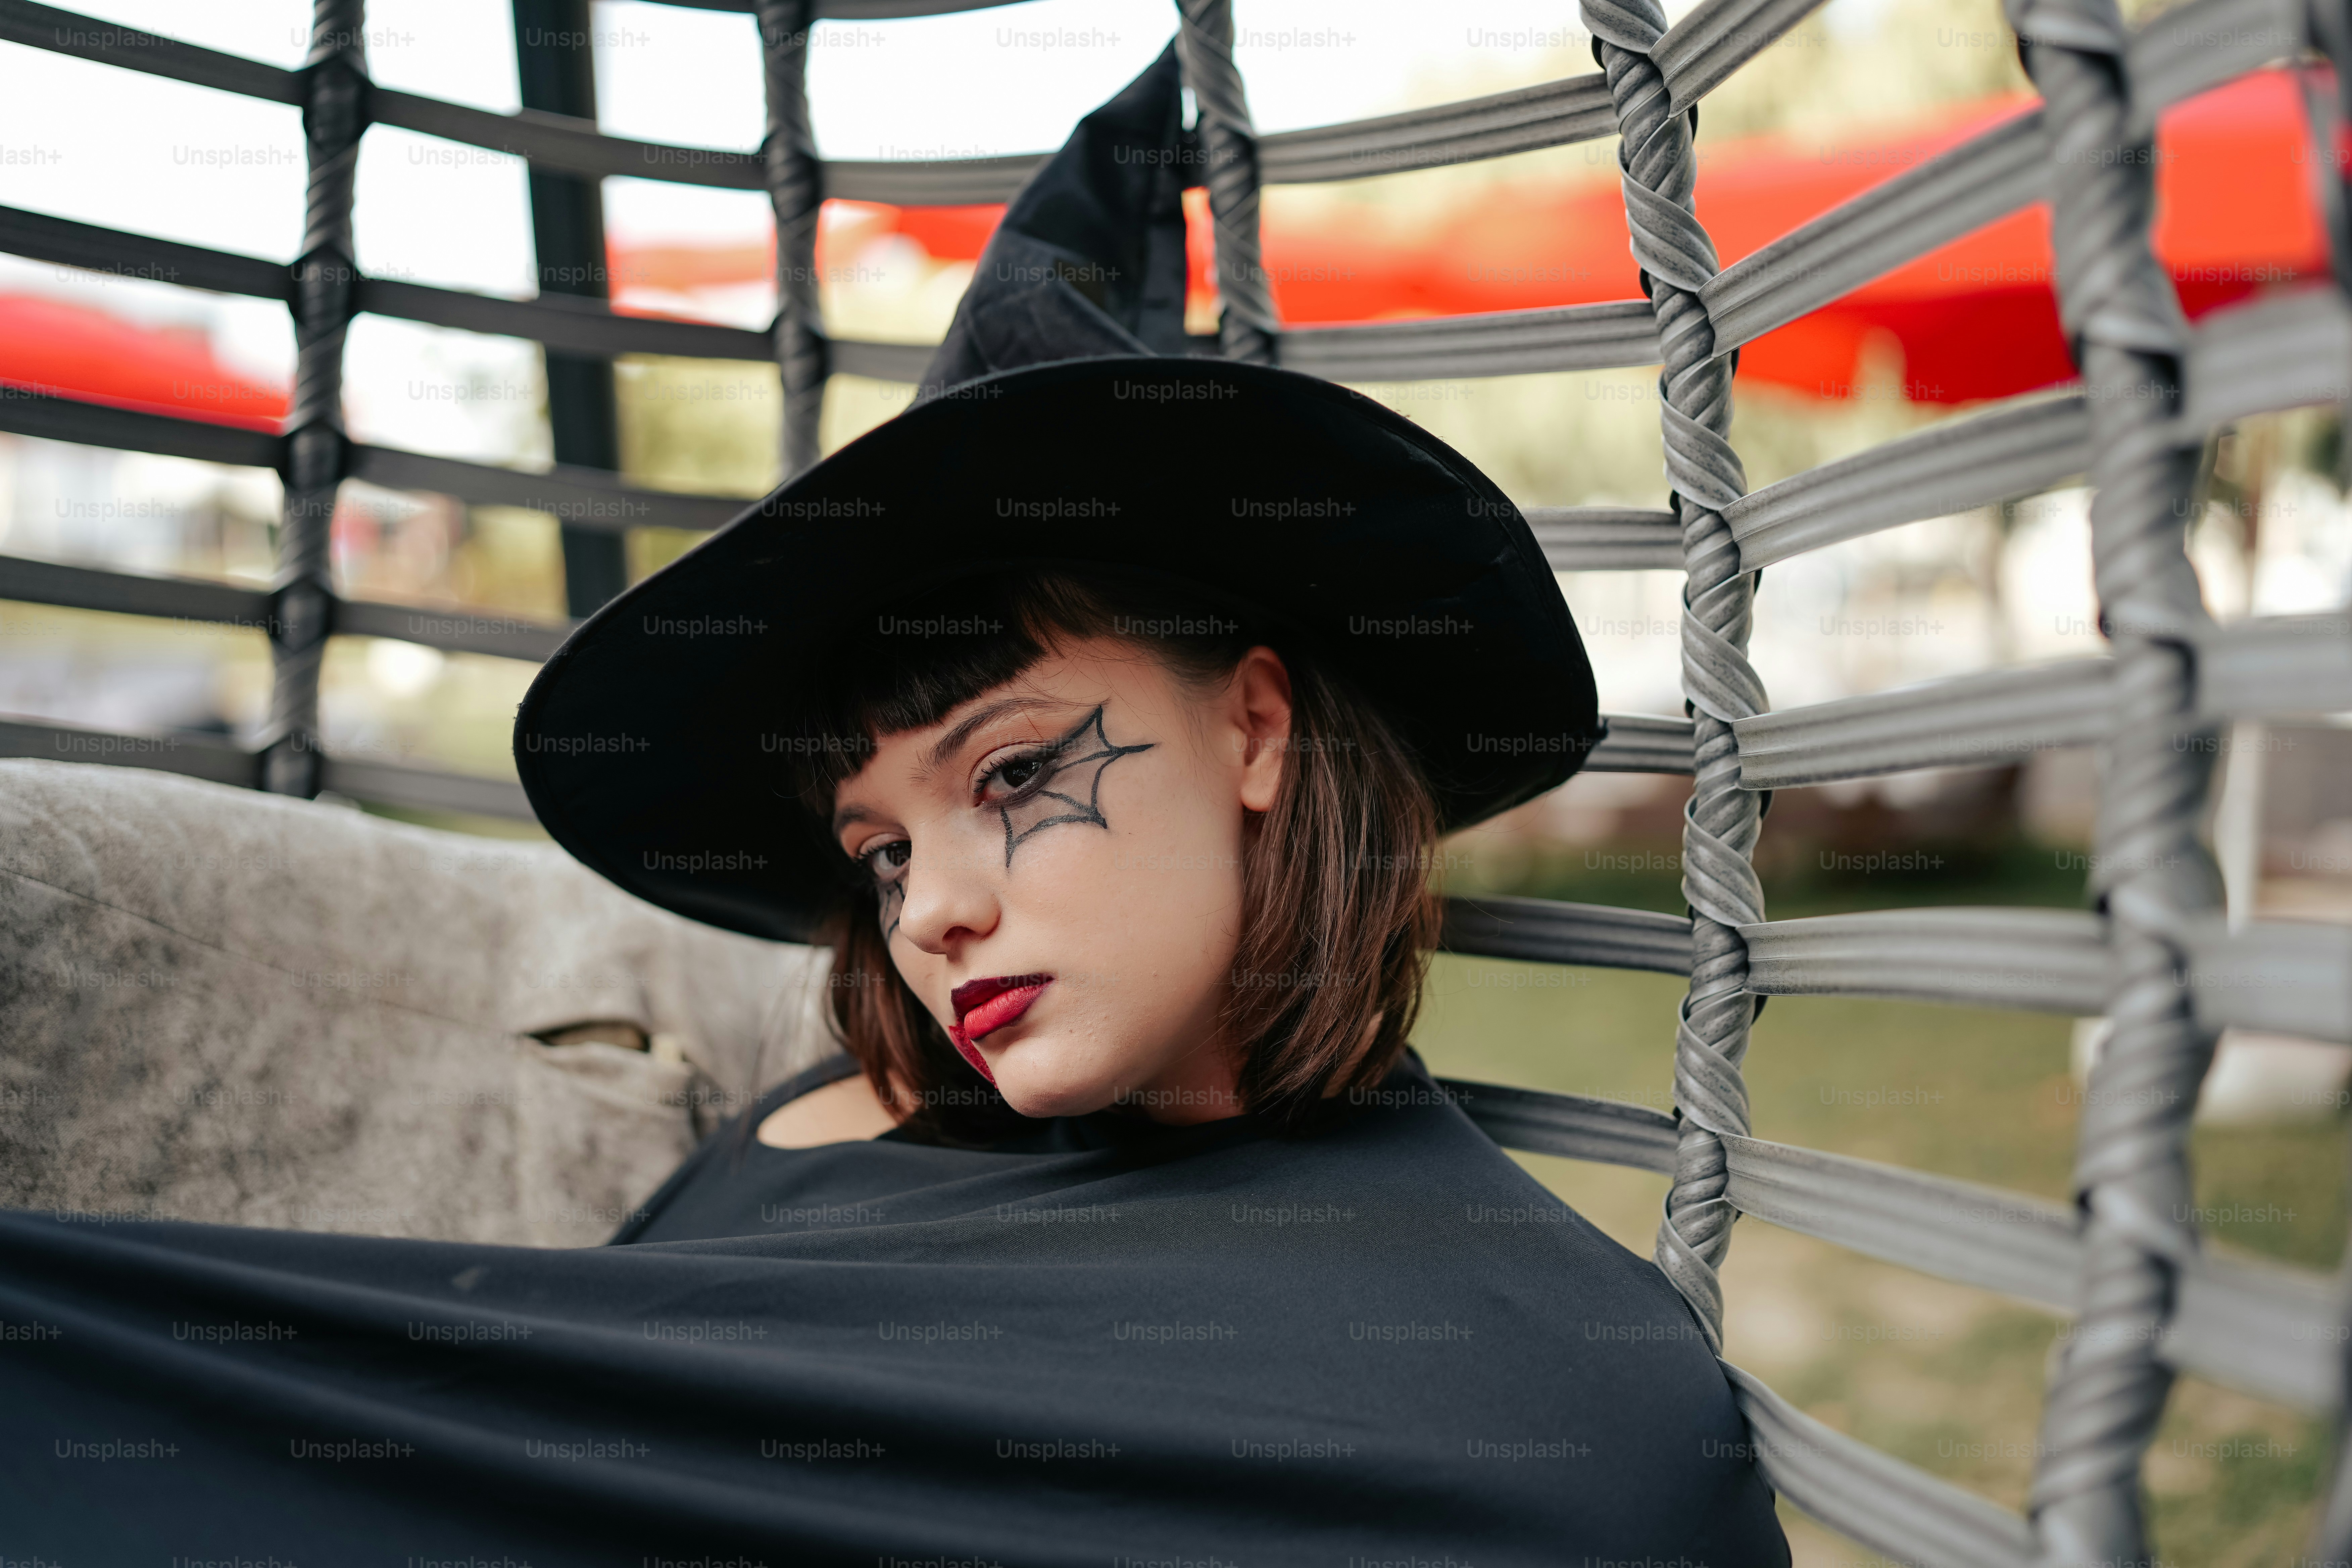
[{"x1": 0, "y1": 1052, "x2": 1788, "y2": 1565}]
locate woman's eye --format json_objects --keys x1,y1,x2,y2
[
  {"x1": 979, "y1": 751, "x2": 1051, "y2": 802},
  {"x1": 859, "y1": 839, "x2": 911, "y2": 884}
]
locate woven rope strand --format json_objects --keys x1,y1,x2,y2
[
  {"x1": 1582, "y1": 0, "x2": 1765, "y2": 1358},
  {"x1": 265, "y1": 0, "x2": 368, "y2": 797},
  {"x1": 756, "y1": 0, "x2": 826, "y2": 479},
  {"x1": 2006, "y1": 0, "x2": 2224, "y2": 1560},
  {"x1": 2306, "y1": 20, "x2": 2352, "y2": 1559},
  {"x1": 2315, "y1": 1, "x2": 2352, "y2": 306},
  {"x1": 1174, "y1": 0, "x2": 1277, "y2": 363}
]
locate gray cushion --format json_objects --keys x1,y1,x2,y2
[{"x1": 0, "y1": 759, "x2": 836, "y2": 1246}]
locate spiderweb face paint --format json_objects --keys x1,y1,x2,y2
[{"x1": 991, "y1": 705, "x2": 1154, "y2": 869}]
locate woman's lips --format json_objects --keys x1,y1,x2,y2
[
  {"x1": 946, "y1": 1027, "x2": 995, "y2": 1081},
  {"x1": 957, "y1": 978, "x2": 1049, "y2": 1042},
  {"x1": 951, "y1": 973, "x2": 1050, "y2": 1023},
  {"x1": 946, "y1": 975, "x2": 1051, "y2": 1081}
]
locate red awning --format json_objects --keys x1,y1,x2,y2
[{"x1": 0, "y1": 291, "x2": 287, "y2": 429}]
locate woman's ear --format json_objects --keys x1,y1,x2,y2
[{"x1": 1231, "y1": 645, "x2": 1294, "y2": 814}]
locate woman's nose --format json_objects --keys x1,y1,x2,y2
[{"x1": 894, "y1": 838, "x2": 1000, "y2": 956}]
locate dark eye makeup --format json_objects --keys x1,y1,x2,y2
[
  {"x1": 856, "y1": 837, "x2": 911, "y2": 885},
  {"x1": 976, "y1": 746, "x2": 1056, "y2": 803}
]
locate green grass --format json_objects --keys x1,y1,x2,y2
[{"x1": 1443, "y1": 828, "x2": 2099, "y2": 921}]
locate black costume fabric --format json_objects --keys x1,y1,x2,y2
[{"x1": 0, "y1": 1052, "x2": 1788, "y2": 1566}]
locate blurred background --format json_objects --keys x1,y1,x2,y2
[{"x1": 0, "y1": 0, "x2": 2348, "y2": 1560}]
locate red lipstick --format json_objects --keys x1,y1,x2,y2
[{"x1": 946, "y1": 974, "x2": 1051, "y2": 1081}]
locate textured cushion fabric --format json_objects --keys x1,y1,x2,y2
[{"x1": 0, "y1": 760, "x2": 836, "y2": 1246}]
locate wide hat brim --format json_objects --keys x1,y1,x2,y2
[{"x1": 514, "y1": 355, "x2": 1603, "y2": 943}]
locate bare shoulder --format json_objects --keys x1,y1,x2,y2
[{"x1": 755, "y1": 1071, "x2": 900, "y2": 1148}]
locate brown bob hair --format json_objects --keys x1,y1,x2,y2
[{"x1": 785, "y1": 567, "x2": 1442, "y2": 1144}]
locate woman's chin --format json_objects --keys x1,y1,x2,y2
[
  {"x1": 994, "y1": 1080, "x2": 1114, "y2": 1121},
  {"x1": 981, "y1": 1037, "x2": 1119, "y2": 1120}
]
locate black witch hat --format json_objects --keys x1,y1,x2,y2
[
  {"x1": 514, "y1": 48, "x2": 1603, "y2": 943},
  {"x1": 914, "y1": 41, "x2": 1200, "y2": 395}
]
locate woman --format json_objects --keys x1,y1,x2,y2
[
  {"x1": 0, "y1": 356, "x2": 1788, "y2": 1567},
  {"x1": 529, "y1": 353, "x2": 1790, "y2": 1561}
]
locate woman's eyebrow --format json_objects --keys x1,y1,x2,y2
[
  {"x1": 920, "y1": 696, "x2": 1071, "y2": 777},
  {"x1": 831, "y1": 698, "x2": 1075, "y2": 833}
]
